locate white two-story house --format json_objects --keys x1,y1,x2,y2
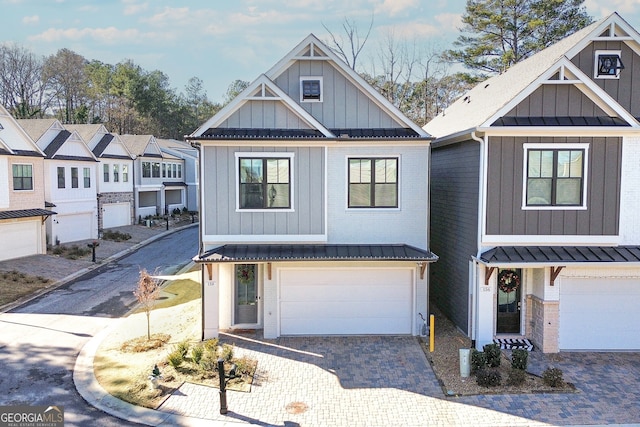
[
  {"x1": 156, "y1": 138, "x2": 198, "y2": 212},
  {"x1": 0, "y1": 105, "x2": 54, "y2": 261},
  {"x1": 187, "y1": 34, "x2": 437, "y2": 340},
  {"x1": 18, "y1": 119, "x2": 98, "y2": 244}
]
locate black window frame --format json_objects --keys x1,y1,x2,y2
[
  {"x1": 300, "y1": 78, "x2": 322, "y2": 102},
  {"x1": 103, "y1": 163, "x2": 109, "y2": 182},
  {"x1": 526, "y1": 148, "x2": 585, "y2": 207},
  {"x1": 348, "y1": 157, "x2": 399, "y2": 208},
  {"x1": 12, "y1": 164, "x2": 33, "y2": 191},
  {"x1": 57, "y1": 167, "x2": 65, "y2": 189},
  {"x1": 142, "y1": 161, "x2": 151, "y2": 178},
  {"x1": 71, "y1": 167, "x2": 79, "y2": 188},
  {"x1": 238, "y1": 157, "x2": 291, "y2": 210}
]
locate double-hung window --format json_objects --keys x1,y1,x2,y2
[
  {"x1": 142, "y1": 162, "x2": 151, "y2": 178},
  {"x1": 348, "y1": 157, "x2": 398, "y2": 208},
  {"x1": 123, "y1": 165, "x2": 129, "y2": 182},
  {"x1": 103, "y1": 164, "x2": 110, "y2": 182},
  {"x1": 524, "y1": 144, "x2": 587, "y2": 208},
  {"x1": 83, "y1": 168, "x2": 91, "y2": 188},
  {"x1": 238, "y1": 154, "x2": 292, "y2": 209},
  {"x1": 152, "y1": 162, "x2": 160, "y2": 178},
  {"x1": 71, "y1": 167, "x2": 79, "y2": 188},
  {"x1": 57, "y1": 167, "x2": 65, "y2": 189},
  {"x1": 113, "y1": 164, "x2": 119, "y2": 182},
  {"x1": 12, "y1": 164, "x2": 33, "y2": 190}
]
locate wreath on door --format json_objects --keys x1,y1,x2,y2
[
  {"x1": 236, "y1": 265, "x2": 255, "y2": 285},
  {"x1": 498, "y1": 269, "x2": 520, "y2": 293}
]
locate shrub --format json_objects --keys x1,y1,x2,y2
[
  {"x1": 102, "y1": 230, "x2": 131, "y2": 242},
  {"x1": 182, "y1": 207, "x2": 188, "y2": 213},
  {"x1": 476, "y1": 368, "x2": 502, "y2": 387},
  {"x1": 507, "y1": 368, "x2": 527, "y2": 386},
  {"x1": 511, "y1": 349, "x2": 529, "y2": 371},
  {"x1": 175, "y1": 340, "x2": 190, "y2": 358},
  {"x1": 198, "y1": 351, "x2": 218, "y2": 373},
  {"x1": 471, "y1": 349, "x2": 487, "y2": 373},
  {"x1": 173, "y1": 208, "x2": 181, "y2": 215},
  {"x1": 220, "y1": 344, "x2": 234, "y2": 362},
  {"x1": 233, "y1": 356, "x2": 253, "y2": 377},
  {"x1": 542, "y1": 367, "x2": 564, "y2": 387},
  {"x1": 167, "y1": 349, "x2": 184, "y2": 368},
  {"x1": 483, "y1": 343, "x2": 502, "y2": 368},
  {"x1": 203, "y1": 338, "x2": 219, "y2": 354},
  {"x1": 191, "y1": 344, "x2": 204, "y2": 364}
]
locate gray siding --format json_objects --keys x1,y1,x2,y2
[
  {"x1": 485, "y1": 136, "x2": 621, "y2": 235},
  {"x1": 572, "y1": 40, "x2": 640, "y2": 117},
  {"x1": 274, "y1": 60, "x2": 402, "y2": 129},
  {"x1": 506, "y1": 85, "x2": 607, "y2": 117},
  {"x1": 220, "y1": 101, "x2": 313, "y2": 129},
  {"x1": 202, "y1": 145, "x2": 325, "y2": 237},
  {"x1": 430, "y1": 141, "x2": 480, "y2": 334}
]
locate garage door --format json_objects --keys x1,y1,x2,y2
[
  {"x1": 280, "y1": 268, "x2": 413, "y2": 335},
  {"x1": 56, "y1": 213, "x2": 93, "y2": 243},
  {"x1": 0, "y1": 220, "x2": 40, "y2": 261},
  {"x1": 103, "y1": 202, "x2": 131, "y2": 228},
  {"x1": 560, "y1": 278, "x2": 640, "y2": 350}
]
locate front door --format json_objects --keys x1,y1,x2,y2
[
  {"x1": 235, "y1": 264, "x2": 258, "y2": 324},
  {"x1": 496, "y1": 268, "x2": 522, "y2": 334}
]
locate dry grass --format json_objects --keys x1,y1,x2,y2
[
  {"x1": 424, "y1": 308, "x2": 575, "y2": 396},
  {"x1": 0, "y1": 270, "x2": 52, "y2": 306}
]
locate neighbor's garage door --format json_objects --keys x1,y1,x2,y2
[
  {"x1": 0, "y1": 220, "x2": 40, "y2": 261},
  {"x1": 103, "y1": 202, "x2": 130, "y2": 228},
  {"x1": 279, "y1": 268, "x2": 413, "y2": 335},
  {"x1": 560, "y1": 277, "x2": 640, "y2": 350},
  {"x1": 56, "y1": 212, "x2": 93, "y2": 243}
]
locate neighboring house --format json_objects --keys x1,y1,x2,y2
[
  {"x1": 187, "y1": 34, "x2": 436, "y2": 340},
  {"x1": 66, "y1": 124, "x2": 135, "y2": 231},
  {"x1": 156, "y1": 138, "x2": 199, "y2": 212},
  {"x1": 120, "y1": 134, "x2": 186, "y2": 220},
  {"x1": 0, "y1": 105, "x2": 54, "y2": 261},
  {"x1": 18, "y1": 119, "x2": 99, "y2": 244},
  {"x1": 424, "y1": 12, "x2": 640, "y2": 352}
]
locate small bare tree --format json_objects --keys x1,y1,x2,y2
[{"x1": 133, "y1": 269, "x2": 160, "y2": 340}]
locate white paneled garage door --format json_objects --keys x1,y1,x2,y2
[
  {"x1": 0, "y1": 221, "x2": 40, "y2": 261},
  {"x1": 560, "y1": 277, "x2": 640, "y2": 350},
  {"x1": 279, "y1": 268, "x2": 413, "y2": 335},
  {"x1": 56, "y1": 213, "x2": 93, "y2": 243},
  {"x1": 103, "y1": 202, "x2": 131, "y2": 228}
]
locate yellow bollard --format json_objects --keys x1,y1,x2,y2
[{"x1": 429, "y1": 314, "x2": 435, "y2": 352}]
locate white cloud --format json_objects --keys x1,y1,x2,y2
[
  {"x1": 123, "y1": 2, "x2": 149, "y2": 16},
  {"x1": 22, "y1": 15, "x2": 39, "y2": 25},
  {"x1": 28, "y1": 27, "x2": 143, "y2": 45},
  {"x1": 585, "y1": 0, "x2": 640, "y2": 17},
  {"x1": 374, "y1": 0, "x2": 418, "y2": 17},
  {"x1": 142, "y1": 6, "x2": 190, "y2": 25}
]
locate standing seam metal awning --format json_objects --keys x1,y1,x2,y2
[
  {"x1": 480, "y1": 246, "x2": 640, "y2": 265},
  {"x1": 195, "y1": 244, "x2": 438, "y2": 263}
]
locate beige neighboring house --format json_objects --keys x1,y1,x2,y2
[
  {"x1": 0, "y1": 105, "x2": 54, "y2": 261},
  {"x1": 120, "y1": 134, "x2": 186, "y2": 221},
  {"x1": 17, "y1": 119, "x2": 99, "y2": 244},
  {"x1": 66, "y1": 124, "x2": 135, "y2": 231}
]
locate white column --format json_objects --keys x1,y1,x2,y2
[{"x1": 202, "y1": 263, "x2": 220, "y2": 339}]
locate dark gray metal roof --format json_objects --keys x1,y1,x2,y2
[
  {"x1": 197, "y1": 244, "x2": 438, "y2": 263},
  {"x1": 0, "y1": 208, "x2": 56, "y2": 220},
  {"x1": 43, "y1": 130, "x2": 71, "y2": 158},
  {"x1": 13, "y1": 150, "x2": 43, "y2": 157},
  {"x1": 492, "y1": 116, "x2": 630, "y2": 126},
  {"x1": 92, "y1": 134, "x2": 114, "y2": 157},
  {"x1": 198, "y1": 127, "x2": 422, "y2": 139},
  {"x1": 163, "y1": 181, "x2": 187, "y2": 187},
  {"x1": 330, "y1": 128, "x2": 421, "y2": 138},
  {"x1": 480, "y1": 246, "x2": 640, "y2": 264}
]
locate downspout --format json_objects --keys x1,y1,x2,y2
[
  {"x1": 196, "y1": 139, "x2": 205, "y2": 341},
  {"x1": 470, "y1": 130, "x2": 485, "y2": 347}
]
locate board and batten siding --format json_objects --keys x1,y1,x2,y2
[
  {"x1": 202, "y1": 145, "x2": 325, "y2": 238},
  {"x1": 571, "y1": 40, "x2": 640, "y2": 117},
  {"x1": 430, "y1": 140, "x2": 481, "y2": 334},
  {"x1": 219, "y1": 100, "x2": 315, "y2": 130},
  {"x1": 274, "y1": 60, "x2": 402, "y2": 129},
  {"x1": 505, "y1": 84, "x2": 608, "y2": 117},
  {"x1": 485, "y1": 136, "x2": 621, "y2": 236}
]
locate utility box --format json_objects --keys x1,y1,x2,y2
[{"x1": 459, "y1": 348, "x2": 471, "y2": 377}]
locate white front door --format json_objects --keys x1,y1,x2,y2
[
  {"x1": 279, "y1": 267, "x2": 414, "y2": 335},
  {"x1": 234, "y1": 264, "x2": 258, "y2": 325}
]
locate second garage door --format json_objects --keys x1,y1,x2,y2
[
  {"x1": 103, "y1": 202, "x2": 131, "y2": 228},
  {"x1": 560, "y1": 277, "x2": 640, "y2": 350},
  {"x1": 279, "y1": 267, "x2": 413, "y2": 335}
]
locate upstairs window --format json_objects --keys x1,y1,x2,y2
[
  {"x1": 142, "y1": 162, "x2": 151, "y2": 178},
  {"x1": 12, "y1": 164, "x2": 33, "y2": 191},
  {"x1": 57, "y1": 167, "x2": 65, "y2": 189},
  {"x1": 348, "y1": 158, "x2": 398, "y2": 208},
  {"x1": 83, "y1": 168, "x2": 91, "y2": 188},
  {"x1": 123, "y1": 165, "x2": 129, "y2": 182},
  {"x1": 300, "y1": 77, "x2": 322, "y2": 102},
  {"x1": 103, "y1": 163, "x2": 110, "y2": 182},
  {"x1": 594, "y1": 50, "x2": 624, "y2": 79},
  {"x1": 524, "y1": 144, "x2": 587, "y2": 208},
  {"x1": 152, "y1": 162, "x2": 160, "y2": 178},
  {"x1": 113, "y1": 164, "x2": 119, "y2": 182},
  {"x1": 71, "y1": 167, "x2": 78, "y2": 188},
  {"x1": 238, "y1": 156, "x2": 291, "y2": 209}
]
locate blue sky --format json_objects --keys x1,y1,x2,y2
[{"x1": 3, "y1": 0, "x2": 640, "y2": 103}]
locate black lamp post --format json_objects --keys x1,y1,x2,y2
[{"x1": 217, "y1": 358, "x2": 238, "y2": 415}]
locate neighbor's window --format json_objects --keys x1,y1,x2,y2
[
  {"x1": 162, "y1": 163, "x2": 167, "y2": 178},
  {"x1": 122, "y1": 165, "x2": 129, "y2": 182},
  {"x1": 113, "y1": 164, "x2": 119, "y2": 182},
  {"x1": 526, "y1": 148, "x2": 585, "y2": 206},
  {"x1": 71, "y1": 167, "x2": 78, "y2": 188},
  {"x1": 300, "y1": 77, "x2": 322, "y2": 102},
  {"x1": 83, "y1": 168, "x2": 91, "y2": 188},
  {"x1": 142, "y1": 162, "x2": 151, "y2": 178},
  {"x1": 348, "y1": 158, "x2": 398, "y2": 208},
  {"x1": 239, "y1": 157, "x2": 291, "y2": 209},
  {"x1": 12, "y1": 164, "x2": 33, "y2": 191},
  {"x1": 178, "y1": 164, "x2": 182, "y2": 178},
  {"x1": 594, "y1": 50, "x2": 624, "y2": 79},
  {"x1": 152, "y1": 162, "x2": 160, "y2": 178},
  {"x1": 103, "y1": 163, "x2": 109, "y2": 182},
  {"x1": 57, "y1": 167, "x2": 65, "y2": 189}
]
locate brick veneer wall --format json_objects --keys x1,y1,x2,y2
[
  {"x1": 526, "y1": 295, "x2": 559, "y2": 353},
  {"x1": 97, "y1": 192, "x2": 134, "y2": 231}
]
